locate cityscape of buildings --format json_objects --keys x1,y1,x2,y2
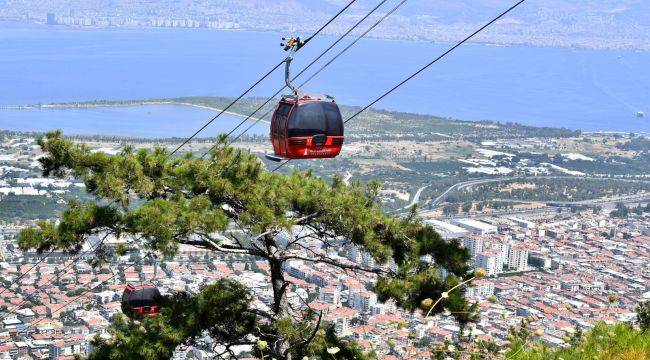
[
  {"x1": 0, "y1": 134, "x2": 648, "y2": 359},
  {"x1": 1, "y1": 1, "x2": 649, "y2": 50}
]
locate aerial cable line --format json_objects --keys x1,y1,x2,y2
[
  {"x1": 0, "y1": 0, "x2": 362, "y2": 311},
  {"x1": 168, "y1": 0, "x2": 359, "y2": 157},
  {"x1": 271, "y1": 158, "x2": 292, "y2": 173},
  {"x1": 272, "y1": 0, "x2": 527, "y2": 173},
  {"x1": 344, "y1": 0, "x2": 527, "y2": 125},
  {"x1": 0, "y1": 249, "x2": 55, "y2": 298},
  {"x1": 206, "y1": 0, "x2": 406, "y2": 175},
  {"x1": 18, "y1": 259, "x2": 140, "y2": 335},
  {"x1": 0, "y1": 237, "x2": 108, "y2": 321},
  {"x1": 297, "y1": 0, "x2": 408, "y2": 90},
  {"x1": 224, "y1": 0, "x2": 408, "y2": 150},
  {"x1": 201, "y1": 0, "x2": 394, "y2": 158},
  {"x1": 15, "y1": 0, "x2": 529, "y2": 328}
]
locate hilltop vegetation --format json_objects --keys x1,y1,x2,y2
[
  {"x1": 508, "y1": 323, "x2": 650, "y2": 360},
  {"x1": 33, "y1": 97, "x2": 582, "y2": 140},
  {"x1": 618, "y1": 136, "x2": 650, "y2": 152}
]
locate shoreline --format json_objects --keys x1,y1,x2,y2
[
  {"x1": 1, "y1": 19, "x2": 648, "y2": 52},
  {"x1": 1, "y1": 100, "x2": 647, "y2": 136},
  {"x1": 0, "y1": 100, "x2": 270, "y2": 124}
]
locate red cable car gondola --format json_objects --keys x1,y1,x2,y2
[
  {"x1": 121, "y1": 284, "x2": 161, "y2": 319},
  {"x1": 266, "y1": 37, "x2": 344, "y2": 162}
]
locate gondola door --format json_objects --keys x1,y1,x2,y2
[{"x1": 271, "y1": 100, "x2": 294, "y2": 159}]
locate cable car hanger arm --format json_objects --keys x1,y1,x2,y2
[{"x1": 282, "y1": 37, "x2": 304, "y2": 96}]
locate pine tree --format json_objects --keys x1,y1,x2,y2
[
  {"x1": 20, "y1": 131, "x2": 474, "y2": 359},
  {"x1": 638, "y1": 300, "x2": 650, "y2": 332}
]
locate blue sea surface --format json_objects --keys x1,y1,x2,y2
[
  {"x1": 0, "y1": 21, "x2": 649, "y2": 135},
  {"x1": 0, "y1": 105, "x2": 268, "y2": 138}
]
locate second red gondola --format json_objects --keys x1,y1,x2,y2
[{"x1": 121, "y1": 284, "x2": 161, "y2": 319}]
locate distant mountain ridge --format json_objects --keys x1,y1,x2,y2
[{"x1": 2, "y1": 0, "x2": 649, "y2": 50}]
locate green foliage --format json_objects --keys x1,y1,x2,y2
[
  {"x1": 507, "y1": 323, "x2": 650, "y2": 360},
  {"x1": 610, "y1": 203, "x2": 630, "y2": 218},
  {"x1": 443, "y1": 204, "x2": 459, "y2": 216},
  {"x1": 19, "y1": 200, "x2": 122, "y2": 253},
  {"x1": 20, "y1": 131, "x2": 473, "y2": 359},
  {"x1": 0, "y1": 195, "x2": 60, "y2": 219},
  {"x1": 90, "y1": 279, "x2": 256, "y2": 360},
  {"x1": 617, "y1": 136, "x2": 650, "y2": 151},
  {"x1": 638, "y1": 301, "x2": 650, "y2": 332},
  {"x1": 256, "y1": 319, "x2": 374, "y2": 360}
]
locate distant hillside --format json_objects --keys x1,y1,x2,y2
[
  {"x1": 15, "y1": 96, "x2": 581, "y2": 140},
  {"x1": 2, "y1": 0, "x2": 649, "y2": 50}
]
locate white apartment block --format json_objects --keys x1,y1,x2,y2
[
  {"x1": 476, "y1": 250, "x2": 504, "y2": 276},
  {"x1": 509, "y1": 217, "x2": 536, "y2": 229},
  {"x1": 346, "y1": 245, "x2": 363, "y2": 263},
  {"x1": 466, "y1": 279, "x2": 495, "y2": 298},
  {"x1": 318, "y1": 286, "x2": 341, "y2": 306},
  {"x1": 462, "y1": 237, "x2": 485, "y2": 257},
  {"x1": 508, "y1": 246, "x2": 529, "y2": 271},
  {"x1": 349, "y1": 289, "x2": 377, "y2": 313}
]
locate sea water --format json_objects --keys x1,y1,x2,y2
[{"x1": 1, "y1": 21, "x2": 649, "y2": 135}]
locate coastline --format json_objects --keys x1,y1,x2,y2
[
  {"x1": 0, "y1": 100, "x2": 270, "y2": 124},
  {"x1": 1, "y1": 98, "x2": 646, "y2": 136},
  {"x1": 1, "y1": 19, "x2": 648, "y2": 52}
]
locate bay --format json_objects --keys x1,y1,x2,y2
[
  {"x1": 0, "y1": 105, "x2": 268, "y2": 138},
  {"x1": 0, "y1": 21, "x2": 649, "y2": 135}
]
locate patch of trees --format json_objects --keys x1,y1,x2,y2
[
  {"x1": 457, "y1": 178, "x2": 650, "y2": 203},
  {"x1": 617, "y1": 136, "x2": 650, "y2": 151},
  {"x1": 553, "y1": 154, "x2": 650, "y2": 175},
  {"x1": 0, "y1": 195, "x2": 60, "y2": 219},
  {"x1": 610, "y1": 202, "x2": 650, "y2": 218}
]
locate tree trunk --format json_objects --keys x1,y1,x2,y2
[
  {"x1": 269, "y1": 256, "x2": 289, "y2": 315},
  {"x1": 267, "y1": 240, "x2": 291, "y2": 359}
]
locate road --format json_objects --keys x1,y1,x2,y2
[
  {"x1": 390, "y1": 175, "x2": 650, "y2": 217},
  {"x1": 429, "y1": 177, "x2": 518, "y2": 207},
  {"x1": 428, "y1": 176, "x2": 650, "y2": 208},
  {"x1": 404, "y1": 185, "x2": 428, "y2": 210},
  {"x1": 428, "y1": 192, "x2": 650, "y2": 221},
  {"x1": 386, "y1": 185, "x2": 429, "y2": 214}
]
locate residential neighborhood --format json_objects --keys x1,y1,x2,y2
[{"x1": 1, "y1": 134, "x2": 648, "y2": 359}]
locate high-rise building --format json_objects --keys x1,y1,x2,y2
[
  {"x1": 349, "y1": 289, "x2": 377, "y2": 313},
  {"x1": 508, "y1": 246, "x2": 529, "y2": 271},
  {"x1": 462, "y1": 237, "x2": 484, "y2": 257},
  {"x1": 346, "y1": 244, "x2": 362, "y2": 263},
  {"x1": 476, "y1": 250, "x2": 504, "y2": 276},
  {"x1": 466, "y1": 279, "x2": 495, "y2": 298},
  {"x1": 318, "y1": 286, "x2": 341, "y2": 306},
  {"x1": 361, "y1": 252, "x2": 376, "y2": 268}
]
